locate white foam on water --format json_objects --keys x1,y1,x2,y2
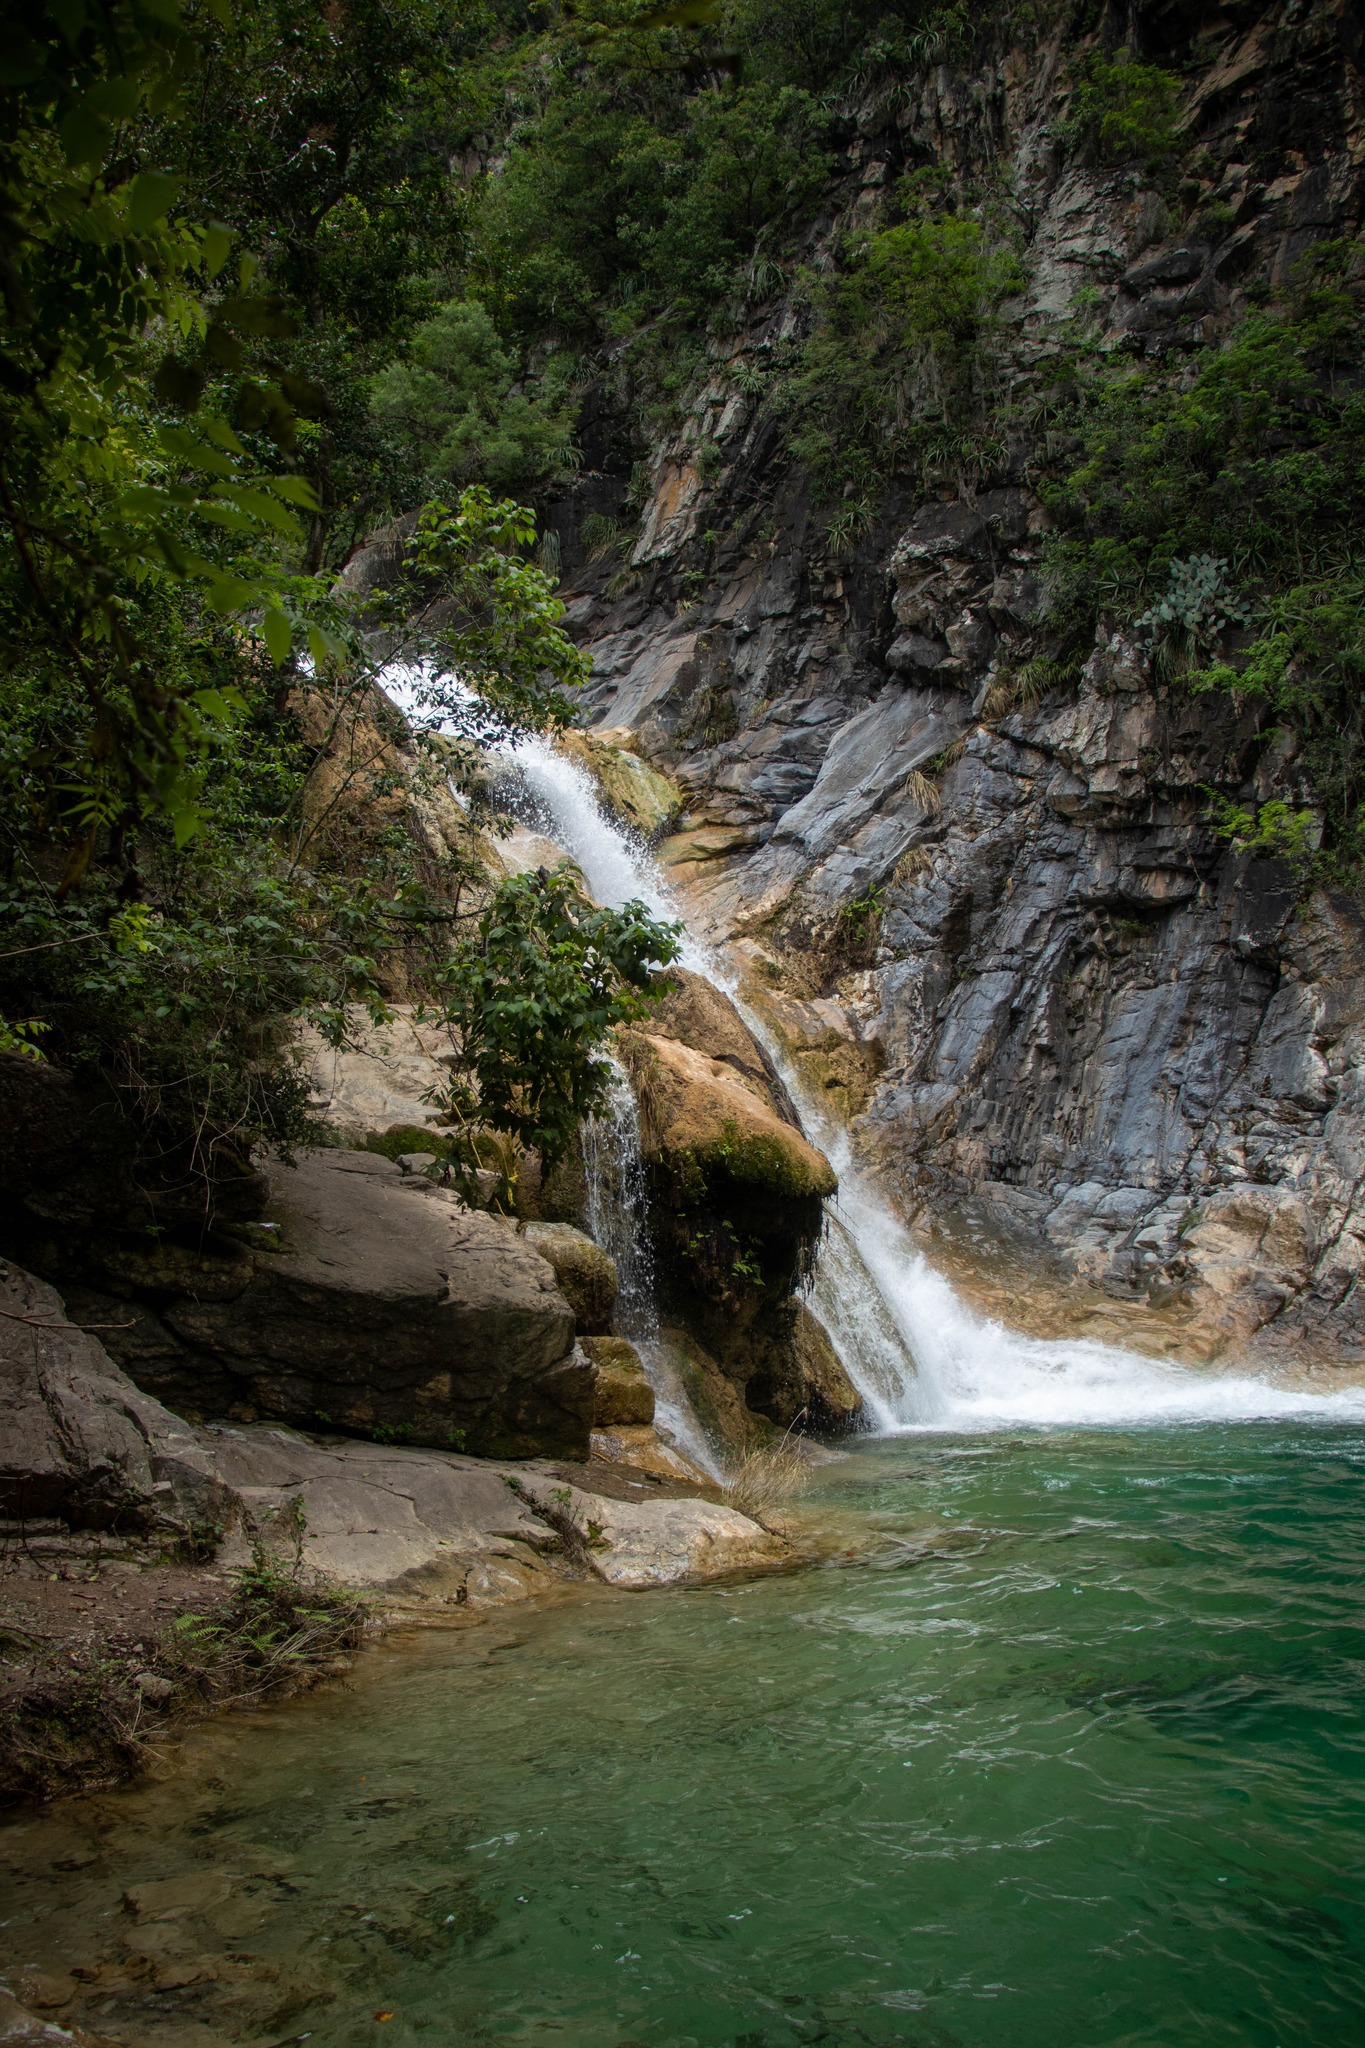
[{"x1": 408, "y1": 704, "x2": 1365, "y2": 1437}]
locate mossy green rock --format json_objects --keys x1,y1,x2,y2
[
  {"x1": 561, "y1": 730, "x2": 681, "y2": 842},
  {"x1": 632, "y1": 1034, "x2": 836, "y2": 1201},
  {"x1": 580, "y1": 1334, "x2": 655, "y2": 1426},
  {"x1": 522, "y1": 1222, "x2": 619, "y2": 1335}
]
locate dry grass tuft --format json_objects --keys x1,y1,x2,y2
[
  {"x1": 720, "y1": 1435, "x2": 811, "y2": 1524},
  {"x1": 903, "y1": 768, "x2": 942, "y2": 814}
]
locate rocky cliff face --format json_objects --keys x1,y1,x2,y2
[{"x1": 551, "y1": 3, "x2": 1365, "y2": 1369}]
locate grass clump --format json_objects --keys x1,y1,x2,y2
[{"x1": 720, "y1": 1434, "x2": 810, "y2": 1525}]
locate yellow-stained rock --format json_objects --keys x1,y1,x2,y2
[
  {"x1": 626, "y1": 1033, "x2": 836, "y2": 1201},
  {"x1": 560, "y1": 730, "x2": 681, "y2": 841},
  {"x1": 589, "y1": 1423, "x2": 712, "y2": 1484},
  {"x1": 580, "y1": 1334, "x2": 655, "y2": 1425}
]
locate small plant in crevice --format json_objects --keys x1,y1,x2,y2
[
  {"x1": 581, "y1": 512, "x2": 634, "y2": 561},
  {"x1": 980, "y1": 655, "x2": 1078, "y2": 721},
  {"x1": 504, "y1": 1477, "x2": 606, "y2": 1575},
  {"x1": 676, "y1": 682, "x2": 740, "y2": 750},
  {"x1": 1136, "y1": 555, "x2": 1250, "y2": 676},
  {"x1": 831, "y1": 884, "x2": 886, "y2": 966}
]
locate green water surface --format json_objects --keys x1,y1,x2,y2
[{"x1": 4, "y1": 1426, "x2": 1365, "y2": 2047}]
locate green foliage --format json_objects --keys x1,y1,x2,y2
[
  {"x1": 785, "y1": 215, "x2": 1023, "y2": 495},
  {"x1": 725, "y1": 0, "x2": 965, "y2": 92},
  {"x1": 1135, "y1": 553, "x2": 1250, "y2": 675},
  {"x1": 0, "y1": 485, "x2": 594, "y2": 1199},
  {"x1": 1045, "y1": 283, "x2": 1365, "y2": 624},
  {"x1": 0, "y1": 0, "x2": 338, "y2": 865},
  {"x1": 161, "y1": 0, "x2": 477, "y2": 568},
  {"x1": 1065, "y1": 49, "x2": 1181, "y2": 166},
  {"x1": 1205, "y1": 795, "x2": 1319, "y2": 871},
  {"x1": 1195, "y1": 571, "x2": 1365, "y2": 874},
  {"x1": 371, "y1": 300, "x2": 579, "y2": 497},
  {"x1": 435, "y1": 867, "x2": 681, "y2": 1173},
  {"x1": 477, "y1": 72, "x2": 829, "y2": 341},
  {"x1": 374, "y1": 486, "x2": 592, "y2": 737}
]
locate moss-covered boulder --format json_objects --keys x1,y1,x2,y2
[
  {"x1": 522, "y1": 1222, "x2": 618, "y2": 1335},
  {"x1": 618, "y1": 997, "x2": 852, "y2": 1435},
  {"x1": 580, "y1": 1334, "x2": 655, "y2": 1425},
  {"x1": 559, "y1": 729, "x2": 681, "y2": 842},
  {"x1": 628, "y1": 1033, "x2": 835, "y2": 1202}
]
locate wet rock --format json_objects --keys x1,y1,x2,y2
[
  {"x1": 580, "y1": 1335, "x2": 655, "y2": 1425},
  {"x1": 0, "y1": 1988, "x2": 112, "y2": 2047},
  {"x1": 590, "y1": 1423, "x2": 711, "y2": 1483},
  {"x1": 522, "y1": 1222, "x2": 618, "y2": 1336},
  {"x1": 745, "y1": 1304, "x2": 861, "y2": 1433},
  {"x1": 559, "y1": 728, "x2": 681, "y2": 840}
]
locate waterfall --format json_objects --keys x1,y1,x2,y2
[
  {"x1": 582, "y1": 1062, "x2": 657, "y2": 1339},
  {"x1": 581, "y1": 1063, "x2": 725, "y2": 1476},
  {"x1": 489, "y1": 724, "x2": 1365, "y2": 1433},
  {"x1": 360, "y1": 684, "x2": 1358, "y2": 1425}
]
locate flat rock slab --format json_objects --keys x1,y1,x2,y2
[
  {"x1": 205, "y1": 1423, "x2": 784, "y2": 1600},
  {"x1": 2, "y1": 1259, "x2": 782, "y2": 1616}
]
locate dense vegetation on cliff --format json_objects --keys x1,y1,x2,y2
[{"x1": 2, "y1": 0, "x2": 1362, "y2": 1213}]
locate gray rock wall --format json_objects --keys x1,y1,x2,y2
[{"x1": 551, "y1": 2, "x2": 1365, "y2": 1367}]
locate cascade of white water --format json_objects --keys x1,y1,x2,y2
[
  {"x1": 582, "y1": 1063, "x2": 657, "y2": 1339},
  {"x1": 494, "y1": 726, "x2": 1365, "y2": 1432}
]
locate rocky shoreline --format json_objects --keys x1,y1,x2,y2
[{"x1": 0, "y1": 1256, "x2": 795, "y2": 1812}]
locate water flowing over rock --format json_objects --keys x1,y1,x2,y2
[{"x1": 535, "y1": 5, "x2": 1365, "y2": 1375}]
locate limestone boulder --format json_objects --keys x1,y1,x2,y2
[
  {"x1": 580, "y1": 1334, "x2": 655, "y2": 1425},
  {"x1": 1179, "y1": 1186, "x2": 1319, "y2": 1353},
  {"x1": 628, "y1": 1032, "x2": 835, "y2": 1202},
  {"x1": 590, "y1": 1423, "x2": 711, "y2": 1483},
  {"x1": 0, "y1": 1261, "x2": 783, "y2": 1601},
  {"x1": 296, "y1": 1004, "x2": 454, "y2": 1146},
  {"x1": 522, "y1": 1222, "x2": 618, "y2": 1335},
  {"x1": 646, "y1": 967, "x2": 797, "y2": 1121},
  {"x1": 164, "y1": 1151, "x2": 590, "y2": 1460},
  {"x1": 0, "y1": 1261, "x2": 232, "y2": 1533}
]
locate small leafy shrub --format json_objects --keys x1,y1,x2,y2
[
  {"x1": 835, "y1": 884, "x2": 887, "y2": 959},
  {"x1": 1135, "y1": 554, "x2": 1250, "y2": 673},
  {"x1": 1065, "y1": 49, "x2": 1181, "y2": 166},
  {"x1": 1206, "y1": 795, "x2": 1319, "y2": 869}
]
